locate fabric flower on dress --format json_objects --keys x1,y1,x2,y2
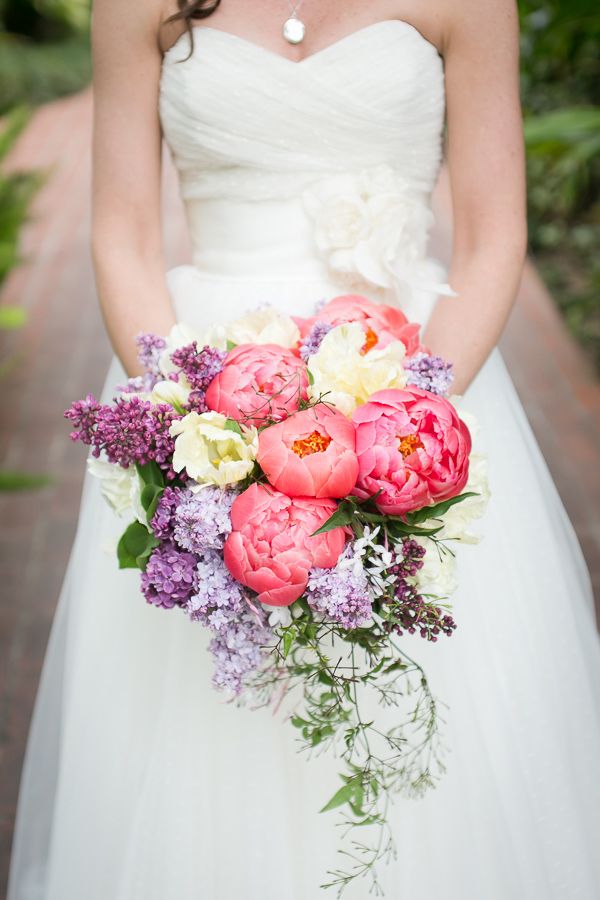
[{"x1": 302, "y1": 163, "x2": 449, "y2": 297}]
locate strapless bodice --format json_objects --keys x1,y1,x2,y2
[{"x1": 158, "y1": 20, "x2": 452, "y2": 308}]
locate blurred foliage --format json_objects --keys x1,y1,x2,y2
[
  {"x1": 0, "y1": 0, "x2": 91, "y2": 113},
  {"x1": 0, "y1": 105, "x2": 43, "y2": 285},
  {"x1": 519, "y1": 0, "x2": 600, "y2": 370}
]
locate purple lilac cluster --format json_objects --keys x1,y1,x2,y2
[
  {"x1": 306, "y1": 551, "x2": 373, "y2": 629},
  {"x1": 170, "y1": 342, "x2": 227, "y2": 413},
  {"x1": 188, "y1": 551, "x2": 272, "y2": 695},
  {"x1": 387, "y1": 538, "x2": 456, "y2": 641},
  {"x1": 151, "y1": 486, "x2": 235, "y2": 553},
  {"x1": 135, "y1": 332, "x2": 167, "y2": 375},
  {"x1": 299, "y1": 320, "x2": 333, "y2": 361},
  {"x1": 405, "y1": 353, "x2": 454, "y2": 396},
  {"x1": 141, "y1": 540, "x2": 198, "y2": 609},
  {"x1": 64, "y1": 394, "x2": 178, "y2": 473},
  {"x1": 115, "y1": 372, "x2": 159, "y2": 395}
]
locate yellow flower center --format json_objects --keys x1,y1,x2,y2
[
  {"x1": 292, "y1": 430, "x2": 332, "y2": 457},
  {"x1": 360, "y1": 326, "x2": 379, "y2": 355},
  {"x1": 398, "y1": 433, "x2": 423, "y2": 458}
]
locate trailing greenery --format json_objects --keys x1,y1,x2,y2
[{"x1": 519, "y1": 1, "x2": 600, "y2": 369}]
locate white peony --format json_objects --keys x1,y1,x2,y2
[
  {"x1": 169, "y1": 411, "x2": 258, "y2": 487},
  {"x1": 86, "y1": 457, "x2": 146, "y2": 525},
  {"x1": 412, "y1": 536, "x2": 459, "y2": 597},
  {"x1": 303, "y1": 163, "x2": 435, "y2": 290},
  {"x1": 224, "y1": 307, "x2": 300, "y2": 348},
  {"x1": 307, "y1": 322, "x2": 407, "y2": 416},
  {"x1": 433, "y1": 452, "x2": 491, "y2": 543}
]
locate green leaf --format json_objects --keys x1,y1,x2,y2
[
  {"x1": 310, "y1": 501, "x2": 355, "y2": 536},
  {"x1": 404, "y1": 491, "x2": 479, "y2": 525},
  {"x1": 307, "y1": 368, "x2": 314, "y2": 386},
  {"x1": 224, "y1": 418, "x2": 243, "y2": 435},
  {"x1": 319, "y1": 782, "x2": 355, "y2": 813},
  {"x1": 117, "y1": 520, "x2": 159, "y2": 570},
  {"x1": 226, "y1": 340, "x2": 237, "y2": 351},
  {"x1": 140, "y1": 483, "x2": 163, "y2": 523},
  {"x1": 135, "y1": 461, "x2": 164, "y2": 488},
  {"x1": 282, "y1": 625, "x2": 297, "y2": 658}
]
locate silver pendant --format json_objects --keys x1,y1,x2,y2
[{"x1": 282, "y1": 15, "x2": 306, "y2": 44}]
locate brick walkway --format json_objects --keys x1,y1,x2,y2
[{"x1": 1, "y1": 89, "x2": 599, "y2": 895}]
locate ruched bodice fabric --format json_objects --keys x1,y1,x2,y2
[{"x1": 159, "y1": 21, "x2": 445, "y2": 203}]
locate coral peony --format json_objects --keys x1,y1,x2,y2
[
  {"x1": 224, "y1": 484, "x2": 348, "y2": 606},
  {"x1": 352, "y1": 387, "x2": 472, "y2": 516},
  {"x1": 257, "y1": 404, "x2": 359, "y2": 499},
  {"x1": 317, "y1": 294, "x2": 426, "y2": 356},
  {"x1": 205, "y1": 343, "x2": 309, "y2": 427}
]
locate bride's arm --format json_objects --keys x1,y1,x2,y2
[
  {"x1": 91, "y1": 0, "x2": 177, "y2": 378},
  {"x1": 422, "y1": 0, "x2": 527, "y2": 394}
]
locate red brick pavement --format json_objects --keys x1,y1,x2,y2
[{"x1": 1, "y1": 88, "x2": 599, "y2": 896}]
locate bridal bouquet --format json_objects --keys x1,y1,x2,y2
[{"x1": 65, "y1": 294, "x2": 489, "y2": 895}]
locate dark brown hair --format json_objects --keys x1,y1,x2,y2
[
  {"x1": 164, "y1": 0, "x2": 221, "y2": 28},
  {"x1": 163, "y1": 0, "x2": 221, "y2": 57}
]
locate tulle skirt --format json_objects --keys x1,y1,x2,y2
[{"x1": 7, "y1": 267, "x2": 600, "y2": 899}]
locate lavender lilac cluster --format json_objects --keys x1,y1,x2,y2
[
  {"x1": 148, "y1": 486, "x2": 271, "y2": 695},
  {"x1": 151, "y1": 485, "x2": 235, "y2": 553},
  {"x1": 141, "y1": 540, "x2": 198, "y2": 609},
  {"x1": 299, "y1": 320, "x2": 333, "y2": 361},
  {"x1": 306, "y1": 549, "x2": 373, "y2": 629},
  {"x1": 64, "y1": 394, "x2": 177, "y2": 473},
  {"x1": 135, "y1": 332, "x2": 167, "y2": 375},
  {"x1": 189, "y1": 551, "x2": 272, "y2": 695},
  {"x1": 387, "y1": 538, "x2": 456, "y2": 641},
  {"x1": 405, "y1": 353, "x2": 454, "y2": 396}
]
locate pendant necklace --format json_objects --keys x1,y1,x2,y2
[{"x1": 282, "y1": 0, "x2": 306, "y2": 44}]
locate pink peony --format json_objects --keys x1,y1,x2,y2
[
  {"x1": 317, "y1": 294, "x2": 427, "y2": 357},
  {"x1": 204, "y1": 343, "x2": 309, "y2": 427},
  {"x1": 257, "y1": 404, "x2": 359, "y2": 499},
  {"x1": 352, "y1": 387, "x2": 472, "y2": 516},
  {"x1": 224, "y1": 483, "x2": 348, "y2": 606}
]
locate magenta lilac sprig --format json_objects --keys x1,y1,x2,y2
[
  {"x1": 64, "y1": 394, "x2": 178, "y2": 473},
  {"x1": 170, "y1": 342, "x2": 227, "y2": 391},
  {"x1": 405, "y1": 352, "x2": 454, "y2": 396}
]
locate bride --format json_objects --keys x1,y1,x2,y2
[{"x1": 7, "y1": 0, "x2": 600, "y2": 898}]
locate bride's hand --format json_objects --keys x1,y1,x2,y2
[
  {"x1": 91, "y1": 0, "x2": 178, "y2": 378},
  {"x1": 422, "y1": 0, "x2": 527, "y2": 395}
]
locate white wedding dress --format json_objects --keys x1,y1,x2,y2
[{"x1": 7, "y1": 20, "x2": 600, "y2": 900}]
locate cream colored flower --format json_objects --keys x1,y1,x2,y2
[
  {"x1": 150, "y1": 378, "x2": 191, "y2": 410},
  {"x1": 303, "y1": 163, "x2": 434, "y2": 290},
  {"x1": 86, "y1": 457, "x2": 146, "y2": 524},
  {"x1": 307, "y1": 322, "x2": 407, "y2": 416},
  {"x1": 169, "y1": 411, "x2": 258, "y2": 487},
  {"x1": 224, "y1": 307, "x2": 300, "y2": 348},
  {"x1": 412, "y1": 536, "x2": 458, "y2": 597},
  {"x1": 433, "y1": 452, "x2": 491, "y2": 543}
]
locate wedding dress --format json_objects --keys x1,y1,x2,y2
[{"x1": 7, "y1": 20, "x2": 600, "y2": 900}]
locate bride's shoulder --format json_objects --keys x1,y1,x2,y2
[
  {"x1": 435, "y1": 0, "x2": 520, "y2": 56},
  {"x1": 91, "y1": 0, "x2": 168, "y2": 56}
]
